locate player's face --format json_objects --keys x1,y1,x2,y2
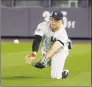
[{"x1": 50, "y1": 17, "x2": 61, "y2": 31}]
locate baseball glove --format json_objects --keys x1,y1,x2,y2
[
  {"x1": 32, "y1": 56, "x2": 49, "y2": 69},
  {"x1": 32, "y1": 61, "x2": 46, "y2": 69}
]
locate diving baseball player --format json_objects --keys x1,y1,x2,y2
[{"x1": 25, "y1": 10, "x2": 72, "y2": 79}]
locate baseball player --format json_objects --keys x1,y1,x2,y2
[{"x1": 25, "y1": 10, "x2": 72, "y2": 79}]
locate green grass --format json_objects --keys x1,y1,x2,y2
[{"x1": 1, "y1": 41, "x2": 91, "y2": 86}]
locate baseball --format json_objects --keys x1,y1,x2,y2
[{"x1": 14, "y1": 39, "x2": 19, "y2": 44}]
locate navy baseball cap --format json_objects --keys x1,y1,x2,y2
[{"x1": 50, "y1": 11, "x2": 63, "y2": 20}]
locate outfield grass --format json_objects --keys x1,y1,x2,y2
[{"x1": 1, "y1": 41, "x2": 91, "y2": 86}]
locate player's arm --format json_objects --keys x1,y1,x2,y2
[
  {"x1": 33, "y1": 40, "x2": 63, "y2": 68},
  {"x1": 45, "y1": 40, "x2": 63, "y2": 59},
  {"x1": 32, "y1": 35, "x2": 42, "y2": 55},
  {"x1": 25, "y1": 35, "x2": 42, "y2": 64}
]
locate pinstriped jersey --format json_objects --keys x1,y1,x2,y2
[{"x1": 34, "y1": 21, "x2": 69, "y2": 52}]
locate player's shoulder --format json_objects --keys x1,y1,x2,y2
[
  {"x1": 37, "y1": 21, "x2": 49, "y2": 28},
  {"x1": 55, "y1": 26, "x2": 67, "y2": 37},
  {"x1": 60, "y1": 26, "x2": 66, "y2": 32}
]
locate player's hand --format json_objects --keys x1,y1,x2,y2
[{"x1": 25, "y1": 52, "x2": 36, "y2": 64}]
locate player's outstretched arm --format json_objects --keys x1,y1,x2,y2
[
  {"x1": 33, "y1": 41, "x2": 63, "y2": 68},
  {"x1": 25, "y1": 35, "x2": 42, "y2": 64}
]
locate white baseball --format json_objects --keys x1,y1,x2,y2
[{"x1": 14, "y1": 39, "x2": 19, "y2": 44}]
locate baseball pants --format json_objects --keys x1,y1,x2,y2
[{"x1": 51, "y1": 47, "x2": 69, "y2": 79}]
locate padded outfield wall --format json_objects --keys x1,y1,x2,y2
[{"x1": 1, "y1": 7, "x2": 91, "y2": 39}]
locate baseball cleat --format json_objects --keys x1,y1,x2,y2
[{"x1": 62, "y1": 70, "x2": 69, "y2": 79}]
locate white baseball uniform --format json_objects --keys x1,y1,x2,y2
[{"x1": 34, "y1": 21, "x2": 69, "y2": 79}]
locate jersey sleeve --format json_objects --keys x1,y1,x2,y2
[
  {"x1": 34, "y1": 23, "x2": 45, "y2": 36},
  {"x1": 55, "y1": 29, "x2": 68, "y2": 47},
  {"x1": 57, "y1": 35, "x2": 68, "y2": 47}
]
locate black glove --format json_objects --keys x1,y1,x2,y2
[
  {"x1": 32, "y1": 56, "x2": 49, "y2": 69},
  {"x1": 32, "y1": 61, "x2": 46, "y2": 69}
]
